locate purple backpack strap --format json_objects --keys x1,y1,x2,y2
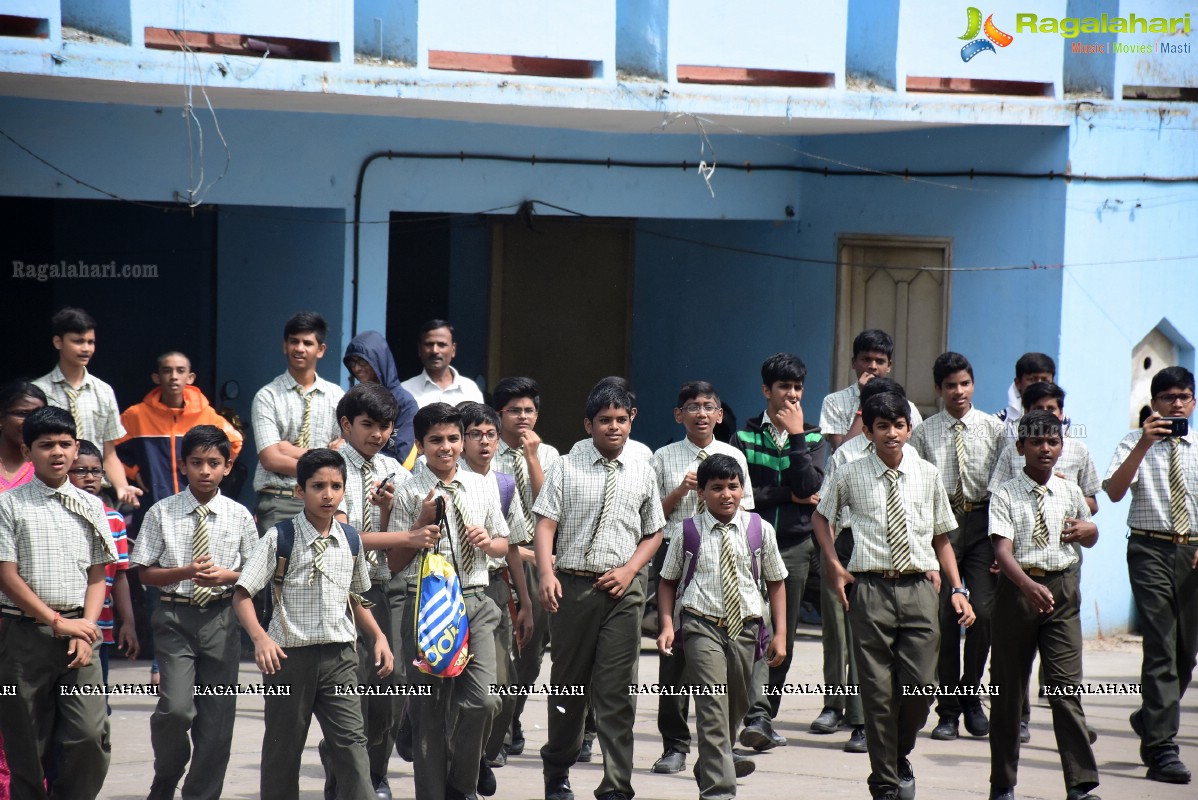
[
  {"x1": 494, "y1": 471, "x2": 516, "y2": 518},
  {"x1": 746, "y1": 513, "x2": 763, "y2": 584},
  {"x1": 681, "y1": 517, "x2": 702, "y2": 590}
]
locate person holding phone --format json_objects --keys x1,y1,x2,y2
[{"x1": 1104, "y1": 365, "x2": 1198, "y2": 785}]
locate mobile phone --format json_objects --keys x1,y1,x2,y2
[
  {"x1": 1162, "y1": 417, "x2": 1190, "y2": 437},
  {"x1": 375, "y1": 472, "x2": 396, "y2": 496}
]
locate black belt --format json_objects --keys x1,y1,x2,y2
[
  {"x1": 1131, "y1": 528, "x2": 1192, "y2": 546},
  {"x1": 684, "y1": 610, "x2": 753, "y2": 630},
  {"x1": 160, "y1": 592, "x2": 232, "y2": 606},
  {"x1": 955, "y1": 500, "x2": 989, "y2": 513},
  {"x1": 556, "y1": 568, "x2": 602, "y2": 579},
  {"x1": 1023, "y1": 567, "x2": 1066, "y2": 578},
  {"x1": 857, "y1": 569, "x2": 925, "y2": 580},
  {"x1": 1, "y1": 606, "x2": 83, "y2": 624}
]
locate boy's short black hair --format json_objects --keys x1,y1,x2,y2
[
  {"x1": 283, "y1": 312, "x2": 329, "y2": 345},
  {"x1": 22, "y1": 406, "x2": 76, "y2": 447},
  {"x1": 1015, "y1": 352, "x2": 1055, "y2": 379},
  {"x1": 760, "y1": 353, "x2": 807, "y2": 388},
  {"x1": 493, "y1": 377, "x2": 541, "y2": 412},
  {"x1": 862, "y1": 392, "x2": 911, "y2": 429},
  {"x1": 337, "y1": 383, "x2": 399, "y2": 427},
  {"x1": 419, "y1": 319, "x2": 455, "y2": 339},
  {"x1": 156, "y1": 350, "x2": 190, "y2": 369},
  {"x1": 1021, "y1": 381, "x2": 1066, "y2": 412},
  {"x1": 75, "y1": 439, "x2": 103, "y2": 461},
  {"x1": 676, "y1": 381, "x2": 720, "y2": 409},
  {"x1": 696, "y1": 453, "x2": 744, "y2": 488},
  {"x1": 595, "y1": 376, "x2": 636, "y2": 407},
  {"x1": 181, "y1": 424, "x2": 233, "y2": 462},
  {"x1": 459, "y1": 401, "x2": 501, "y2": 430},
  {"x1": 860, "y1": 377, "x2": 905, "y2": 408},
  {"x1": 933, "y1": 352, "x2": 973, "y2": 386},
  {"x1": 1017, "y1": 409, "x2": 1063, "y2": 443},
  {"x1": 414, "y1": 402, "x2": 464, "y2": 441},
  {"x1": 296, "y1": 447, "x2": 346, "y2": 488},
  {"x1": 51, "y1": 307, "x2": 96, "y2": 337},
  {"x1": 853, "y1": 329, "x2": 895, "y2": 360},
  {"x1": 0, "y1": 379, "x2": 47, "y2": 413},
  {"x1": 1151, "y1": 366, "x2": 1196, "y2": 398},
  {"x1": 585, "y1": 381, "x2": 634, "y2": 421}
]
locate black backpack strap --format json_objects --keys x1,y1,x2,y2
[
  {"x1": 339, "y1": 522, "x2": 361, "y2": 558},
  {"x1": 272, "y1": 520, "x2": 295, "y2": 587}
]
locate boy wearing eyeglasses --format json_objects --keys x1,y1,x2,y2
[
  {"x1": 648, "y1": 382, "x2": 754, "y2": 775},
  {"x1": 1104, "y1": 366, "x2": 1198, "y2": 785}
]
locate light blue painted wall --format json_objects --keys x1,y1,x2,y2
[
  {"x1": 793, "y1": 125, "x2": 1070, "y2": 415},
  {"x1": 1057, "y1": 115, "x2": 1198, "y2": 636}
]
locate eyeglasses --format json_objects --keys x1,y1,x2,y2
[
  {"x1": 3, "y1": 408, "x2": 35, "y2": 418},
  {"x1": 1155, "y1": 393, "x2": 1195, "y2": 404},
  {"x1": 464, "y1": 430, "x2": 500, "y2": 441},
  {"x1": 681, "y1": 403, "x2": 720, "y2": 414},
  {"x1": 68, "y1": 467, "x2": 104, "y2": 478},
  {"x1": 502, "y1": 406, "x2": 538, "y2": 417}
]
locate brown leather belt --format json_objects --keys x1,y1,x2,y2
[
  {"x1": 556, "y1": 568, "x2": 602, "y2": 579},
  {"x1": 1131, "y1": 528, "x2": 1192, "y2": 546},
  {"x1": 1023, "y1": 567, "x2": 1065, "y2": 578},
  {"x1": 859, "y1": 569, "x2": 924, "y2": 580}
]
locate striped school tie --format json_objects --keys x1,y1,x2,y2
[
  {"x1": 716, "y1": 522, "x2": 744, "y2": 639},
  {"x1": 695, "y1": 450, "x2": 709, "y2": 516},
  {"x1": 191, "y1": 505, "x2": 216, "y2": 606},
  {"x1": 439, "y1": 481, "x2": 477, "y2": 576},
  {"x1": 1168, "y1": 438, "x2": 1192, "y2": 537},
  {"x1": 361, "y1": 464, "x2": 380, "y2": 566},
  {"x1": 295, "y1": 385, "x2": 313, "y2": 449},
  {"x1": 62, "y1": 384, "x2": 83, "y2": 434},
  {"x1": 884, "y1": 469, "x2": 914, "y2": 571},
  {"x1": 586, "y1": 459, "x2": 620, "y2": 563},
  {"x1": 1031, "y1": 484, "x2": 1051, "y2": 549},
  {"x1": 512, "y1": 448, "x2": 537, "y2": 534},
  {"x1": 56, "y1": 491, "x2": 109, "y2": 546},
  {"x1": 950, "y1": 422, "x2": 967, "y2": 509},
  {"x1": 310, "y1": 535, "x2": 331, "y2": 585}
]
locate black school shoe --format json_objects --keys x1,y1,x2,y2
[
  {"x1": 318, "y1": 739, "x2": 337, "y2": 800},
  {"x1": 738, "y1": 718, "x2": 786, "y2": 751},
  {"x1": 1147, "y1": 749, "x2": 1192, "y2": 784},
  {"x1": 373, "y1": 774, "x2": 393, "y2": 800},
  {"x1": 545, "y1": 776, "x2": 574, "y2": 800},
  {"x1": 1019, "y1": 721, "x2": 1031, "y2": 744},
  {"x1": 963, "y1": 704, "x2": 990, "y2": 737},
  {"x1": 988, "y1": 788, "x2": 1015, "y2": 800},
  {"x1": 810, "y1": 706, "x2": 844, "y2": 733},
  {"x1": 509, "y1": 723, "x2": 526, "y2": 755},
  {"x1": 477, "y1": 758, "x2": 497, "y2": 797},
  {"x1": 733, "y1": 754, "x2": 756, "y2": 778},
  {"x1": 845, "y1": 725, "x2": 868, "y2": 753},
  {"x1": 651, "y1": 748, "x2": 686, "y2": 774},
  {"x1": 577, "y1": 735, "x2": 596, "y2": 762},
  {"x1": 931, "y1": 715, "x2": 959, "y2": 740},
  {"x1": 1066, "y1": 787, "x2": 1102, "y2": 800},
  {"x1": 897, "y1": 758, "x2": 915, "y2": 800}
]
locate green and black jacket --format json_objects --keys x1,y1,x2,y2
[{"x1": 735, "y1": 415, "x2": 826, "y2": 548}]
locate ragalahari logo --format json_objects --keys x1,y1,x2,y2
[{"x1": 959, "y1": 7, "x2": 1014, "y2": 61}]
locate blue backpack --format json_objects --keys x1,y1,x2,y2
[
  {"x1": 411, "y1": 496, "x2": 472, "y2": 677},
  {"x1": 676, "y1": 513, "x2": 771, "y2": 661},
  {"x1": 270, "y1": 519, "x2": 363, "y2": 622}
]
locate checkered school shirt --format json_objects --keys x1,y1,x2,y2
[
  {"x1": 910, "y1": 407, "x2": 1006, "y2": 504},
  {"x1": 989, "y1": 435, "x2": 1100, "y2": 497},
  {"x1": 494, "y1": 439, "x2": 561, "y2": 512},
  {"x1": 652, "y1": 438, "x2": 754, "y2": 542},
  {"x1": 131, "y1": 489, "x2": 258, "y2": 598},
  {"x1": 236, "y1": 514, "x2": 371, "y2": 647},
  {"x1": 251, "y1": 372, "x2": 344, "y2": 492},
  {"x1": 990, "y1": 472, "x2": 1090, "y2": 572},
  {"x1": 459, "y1": 460, "x2": 532, "y2": 571},
  {"x1": 659, "y1": 510, "x2": 786, "y2": 620},
  {"x1": 819, "y1": 382, "x2": 924, "y2": 437},
  {"x1": 0, "y1": 476, "x2": 116, "y2": 611},
  {"x1": 569, "y1": 437, "x2": 653, "y2": 463},
  {"x1": 34, "y1": 365, "x2": 126, "y2": 446},
  {"x1": 388, "y1": 467, "x2": 509, "y2": 589},
  {"x1": 819, "y1": 438, "x2": 923, "y2": 530},
  {"x1": 1103, "y1": 430, "x2": 1198, "y2": 533},
  {"x1": 816, "y1": 451, "x2": 955, "y2": 573},
  {"x1": 337, "y1": 445, "x2": 410, "y2": 582},
  {"x1": 534, "y1": 440, "x2": 665, "y2": 573}
]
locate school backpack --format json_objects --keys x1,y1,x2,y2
[
  {"x1": 494, "y1": 470, "x2": 516, "y2": 518},
  {"x1": 411, "y1": 496, "x2": 472, "y2": 677},
  {"x1": 676, "y1": 513, "x2": 772, "y2": 661},
  {"x1": 270, "y1": 519, "x2": 362, "y2": 623}
]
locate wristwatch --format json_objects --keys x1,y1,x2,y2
[{"x1": 951, "y1": 586, "x2": 970, "y2": 599}]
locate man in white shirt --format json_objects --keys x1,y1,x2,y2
[{"x1": 400, "y1": 320, "x2": 484, "y2": 408}]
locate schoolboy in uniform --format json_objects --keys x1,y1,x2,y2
[
  {"x1": 534, "y1": 381, "x2": 665, "y2": 800},
  {"x1": 456, "y1": 401, "x2": 534, "y2": 776},
  {"x1": 388, "y1": 403, "x2": 510, "y2": 800},
  {"x1": 814, "y1": 377, "x2": 912, "y2": 753},
  {"x1": 735, "y1": 354, "x2": 824, "y2": 751},
  {"x1": 34, "y1": 307, "x2": 140, "y2": 507},
  {"x1": 491, "y1": 376, "x2": 560, "y2": 756},
  {"x1": 1104, "y1": 366, "x2": 1198, "y2": 784},
  {"x1": 234, "y1": 448, "x2": 393, "y2": 800},
  {"x1": 0, "y1": 406, "x2": 117, "y2": 799},
  {"x1": 910, "y1": 352, "x2": 1006, "y2": 740},
  {"x1": 814, "y1": 392, "x2": 974, "y2": 800},
  {"x1": 988, "y1": 410, "x2": 1101, "y2": 800},
  {"x1": 820, "y1": 329, "x2": 924, "y2": 451},
  {"x1": 251, "y1": 312, "x2": 345, "y2": 538},
  {"x1": 328, "y1": 383, "x2": 411, "y2": 800},
  {"x1": 133, "y1": 425, "x2": 258, "y2": 800},
  {"x1": 994, "y1": 353, "x2": 1056, "y2": 439},
  {"x1": 656, "y1": 455, "x2": 787, "y2": 799},
  {"x1": 650, "y1": 381, "x2": 754, "y2": 774}
]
